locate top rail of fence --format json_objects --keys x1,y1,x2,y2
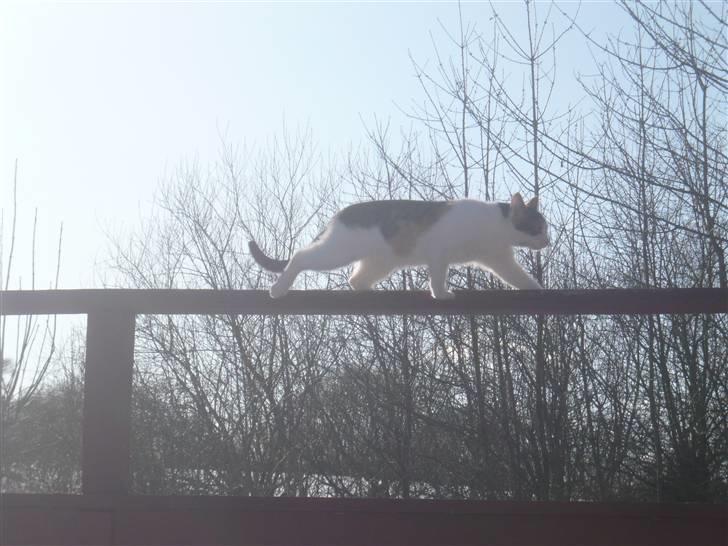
[{"x1": 1, "y1": 288, "x2": 726, "y2": 316}]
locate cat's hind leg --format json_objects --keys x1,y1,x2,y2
[
  {"x1": 348, "y1": 259, "x2": 393, "y2": 291},
  {"x1": 270, "y1": 227, "x2": 363, "y2": 298},
  {"x1": 428, "y1": 260, "x2": 455, "y2": 300}
]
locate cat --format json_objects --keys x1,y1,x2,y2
[{"x1": 249, "y1": 192, "x2": 549, "y2": 299}]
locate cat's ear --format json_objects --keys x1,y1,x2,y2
[
  {"x1": 526, "y1": 196, "x2": 539, "y2": 210},
  {"x1": 511, "y1": 193, "x2": 525, "y2": 209}
]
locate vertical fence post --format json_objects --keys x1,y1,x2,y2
[{"x1": 82, "y1": 310, "x2": 136, "y2": 495}]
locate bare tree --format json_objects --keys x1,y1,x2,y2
[{"x1": 1, "y1": 161, "x2": 65, "y2": 492}]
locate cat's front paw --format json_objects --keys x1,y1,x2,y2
[
  {"x1": 269, "y1": 281, "x2": 289, "y2": 299},
  {"x1": 432, "y1": 290, "x2": 456, "y2": 300}
]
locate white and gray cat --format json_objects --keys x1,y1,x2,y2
[{"x1": 249, "y1": 192, "x2": 549, "y2": 299}]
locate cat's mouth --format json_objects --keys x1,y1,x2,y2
[{"x1": 522, "y1": 238, "x2": 549, "y2": 250}]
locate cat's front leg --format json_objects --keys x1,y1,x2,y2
[
  {"x1": 487, "y1": 256, "x2": 542, "y2": 290},
  {"x1": 428, "y1": 260, "x2": 455, "y2": 300}
]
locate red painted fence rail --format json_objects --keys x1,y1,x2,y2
[{"x1": 1, "y1": 288, "x2": 727, "y2": 546}]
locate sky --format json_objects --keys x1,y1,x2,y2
[{"x1": 0, "y1": 1, "x2": 625, "y2": 290}]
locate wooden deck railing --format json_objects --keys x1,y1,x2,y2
[{"x1": 1, "y1": 288, "x2": 727, "y2": 546}]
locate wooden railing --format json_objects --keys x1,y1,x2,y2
[{"x1": 1, "y1": 288, "x2": 727, "y2": 546}]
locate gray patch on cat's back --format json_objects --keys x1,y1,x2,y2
[
  {"x1": 513, "y1": 207, "x2": 546, "y2": 236},
  {"x1": 337, "y1": 200, "x2": 452, "y2": 255},
  {"x1": 497, "y1": 203, "x2": 511, "y2": 218}
]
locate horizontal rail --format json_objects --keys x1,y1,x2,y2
[
  {"x1": 1, "y1": 287, "x2": 726, "y2": 316},
  {"x1": 2, "y1": 494, "x2": 726, "y2": 546}
]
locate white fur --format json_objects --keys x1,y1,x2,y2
[{"x1": 269, "y1": 199, "x2": 549, "y2": 299}]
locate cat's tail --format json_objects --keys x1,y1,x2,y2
[{"x1": 248, "y1": 240, "x2": 289, "y2": 273}]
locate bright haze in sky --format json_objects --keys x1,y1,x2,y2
[{"x1": 0, "y1": 2, "x2": 622, "y2": 290}]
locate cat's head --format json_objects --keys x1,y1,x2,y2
[{"x1": 507, "y1": 193, "x2": 550, "y2": 250}]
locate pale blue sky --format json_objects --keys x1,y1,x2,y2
[{"x1": 1, "y1": 1, "x2": 624, "y2": 289}]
